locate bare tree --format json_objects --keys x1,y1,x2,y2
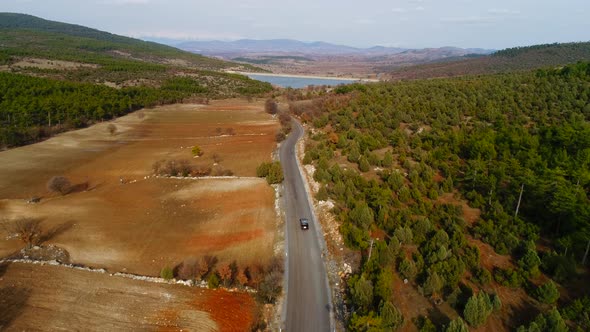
[
  {"x1": 177, "y1": 257, "x2": 198, "y2": 280},
  {"x1": 217, "y1": 262, "x2": 232, "y2": 286},
  {"x1": 6, "y1": 218, "x2": 42, "y2": 249},
  {"x1": 235, "y1": 266, "x2": 249, "y2": 286},
  {"x1": 47, "y1": 176, "x2": 71, "y2": 195}
]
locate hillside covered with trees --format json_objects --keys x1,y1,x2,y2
[
  {"x1": 385, "y1": 42, "x2": 590, "y2": 81},
  {"x1": 296, "y1": 62, "x2": 590, "y2": 331},
  {"x1": 0, "y1": 13, "x2": 273, "y2": 148}
]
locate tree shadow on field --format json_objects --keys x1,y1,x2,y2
[
  {"x1": 39, "y1": 220, "x2": 74, "y2": 244},
  {"x1": 0, "y1": 265, "x2": 31, "y2": 329},
  {"x1": 506, "y1": 297, "x2": 540, "y2": 329},
  {"x1": 427, "y1": 305, "x2": 450, "y2": 328},
  {"x1": 67, "y1": 181, "x2": 91, "y2": 194}
]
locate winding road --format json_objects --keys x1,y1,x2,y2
[{"x1": 280, "y1": 119, "x2": 332, "y2": 332}]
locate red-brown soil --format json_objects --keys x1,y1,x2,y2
[{"x1": 0, "y1": 262, "x2": 225, "y2": 331}]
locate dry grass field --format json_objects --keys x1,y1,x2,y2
[
  {"x1": 0, "y1": 262, "x2": 256, "y2": 331},
  {"x1": 0, "y1": 99, "x2": 279, "y2": 330}
]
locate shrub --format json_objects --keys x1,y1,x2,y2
[
  {"x1": 350, "y1": 275, "x2": 374, "y2": 313},
  {"x1": 535, "y1": 280, "x2": 560, "y2": 304},
  {"x1": 160, "y1": 266, "x2": 174, "y2": 280},
  {"x1": 265, "y1": 99, "x2": 278, "y2": 115},
  {"x1": 208, "y1": 273, "x2": 220, "y2": 289},
  {"x1": 445, "y1": 318, "x2": 469, "y2": 332},
  {"x1": 463, "y1": 292, "x2": 493, "y2": 327},
  {"x1": 380, "y1": 301, "x2": 404, "y2": 330},
  {"x1": 191, "y1": 145, "x2": 203, "y2": 157},
  {"x1": 316, "y1": 185, "x2": 328, "y2": 201},
  {"x1": 107, "y1": 123, "x2": 117, "y2": 135},
  {"x1": 256, "y1": 161, "x2": 283, "y2": 184},
  {"x1": 47, "y1": 176, "x2": 71, "y2": 195}
]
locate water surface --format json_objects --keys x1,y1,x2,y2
[{"x1": 245, "y1": 73, "x2": 358, "y2": 88}]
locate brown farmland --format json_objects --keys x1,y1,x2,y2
[
  {"x1": 0, "y1": 262, "x2": 256, "y2": 331},
  {"x1": 0, "y1": 99, "x2": 279, "y2": 330}
]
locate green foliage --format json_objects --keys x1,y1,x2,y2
[
  {"x1": 301, "y1": 60, "x2": 590, "y2": 329},
  {"x1": 207, "y1": 273, "x2": 220, "y2": 289},
  {"x1": 382, "y1": 151, "x2": 394, "y2": 167},
  {"x1": 444, "y1": 318, "x2": 469, "y2": 332},
  {"x1": 350, "y1": 275, "x2": 374, "y2": 313},
  {"x1": 349, "y1": 202, "x2": 375, "y2": 230},
  {"x1": 191, "y1": 145, "x2": 203, "y2": 157},
  {"x1": 359, "y1": 156, "x2": 371, "y2": 172},
  {"x1": 534, "y1": 280, "x2": 560, "y2": 304},
  {"x1": 415, "y1": 316, "x2": 437, "y2": 332},
  {"x1": 316, "y1": 185, "x2": 329, "y2": 201},
  {"x1": 463, "y1": 292, "x2": 493, "y2": 327},
  {"x1": 422, "y1": 271, "x2": 444, "y2": 296},
  {"x1": 256, "y1": 161, "x2": 284, "y2": 184},
  {"x1": 491, "y1": 293, "x2": 502, "y2": 311},
  {"x1": 380, "y1": 301, "x2": 404, "y2": 330},
  {"x1": 517, "y1": 308, "x2": 568, "y2": 332},
  {"x1": 390, "y1": 41, "x2": 590, "y2": 80},
  {"x1": 375, "y1": 269, "x2": 394, "y2": 303},
  {"x1": 349, "y1": 312, "x2": 382, "y2": 332},
  {"x1": 561, "y1": 296, "x2": 590, "y2": 331},
  {"x1": 160, "y1": 266, "x2": 174, "y2": 280},
  {"x1": 398, "y1": 258, "x2": 417, "y2": 281}
]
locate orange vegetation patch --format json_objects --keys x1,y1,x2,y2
[
  {"x1": 194, "y1": 290, "x2": 256, "y2": 332},
  {"x1": 187, "y1": 228, "x2": 265, "y2": 251}
]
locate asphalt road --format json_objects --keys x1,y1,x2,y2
[{"x1": 280, "y1": 119, "x2": 332, "y2": 332}]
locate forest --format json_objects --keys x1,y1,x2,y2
[
  {"x1": 385, "y1": 42, "x2": 590, "y2": 81},
  {"x1": 297, "y1": 62, "x2": 590, "y2": 331},
  {"x1": 0, "y1": 72, "x2": 271, "y2": 148}
]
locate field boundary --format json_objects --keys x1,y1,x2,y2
[{"x1": 0, "y1": 258, "x2": 256, "y2": 293}]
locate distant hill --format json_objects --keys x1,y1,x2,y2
[
  {"x1": 175, "y1": 39, "x2": 408, "y2": 56},
  {"x1": 0, "y1": 13, "x2": 260, "y2": 71},
  {"x1": 385, "y1": 41, "x2": 590, "y2": 80},
  {"x1": 172, "y1": 38, "x2": 494, "y2": 58}
]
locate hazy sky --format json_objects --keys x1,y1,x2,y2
[{"x1": 2, "y1": 0, "x2": 589, "y2": 49}]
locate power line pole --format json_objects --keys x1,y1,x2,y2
[
  {"x1": 368, "y1": 238, "x2": 375, "y2": 261},
  {"x1": 515, "y1": 184, "x2": 524, "y2": 219},
  {"x1": 583, "y1": 238, "x2": 590, "y2": 266}
]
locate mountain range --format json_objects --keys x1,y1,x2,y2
[{"x1": 144, "y1": 38, "x2": 494, "y2": 58}]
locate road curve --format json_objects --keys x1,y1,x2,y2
[{"x1": 280, "y1": 119, "x2": 332, "y2": 332}]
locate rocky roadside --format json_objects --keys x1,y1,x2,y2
[{"x1": 295, "y1": 124, "x2": 357, "y2": 332}]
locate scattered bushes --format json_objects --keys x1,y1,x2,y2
[{"x1": 152, "y1": 159, "x2": 212, "y2": 177}]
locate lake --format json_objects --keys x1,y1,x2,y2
[{"x1": 244, "y1": 73, "x2": 358, "y2": 88}]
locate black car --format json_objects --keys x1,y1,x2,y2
[{"x1": 299, "y1": 218, "x2": 309, "y2": 230}]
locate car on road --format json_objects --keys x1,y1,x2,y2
[{"x1": 299, "y1": 218, "x2": 309, "y2": 230}]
